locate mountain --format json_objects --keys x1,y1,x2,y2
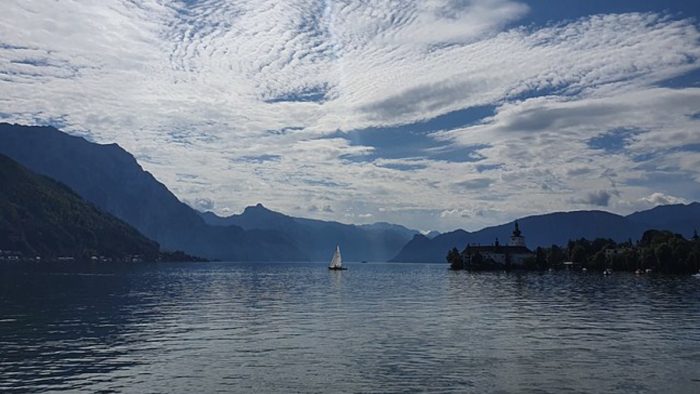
[
  {"x1": 0, "y1": 153, "x2": 160, "y2": 259},
  {"x1": 425, "y1": 230, "x2": 442, "y2": 239},
  {"x1": 626, "y1": 202, "x2": 700, "y2": 238},
  {"x1": 358, "y1": 222, "x2": 420, "y2": 240},
  {"x1": 199, "y1": 204, "x2": 420, "y2": 261},
  {"x1": 390, "y1": 208, "x2": 690, "y2": 263},
  {"x1": 5, "y1": 122, "x2": 695, "y2": 263},
  {"x1": 0, "y1": 123, "x2": 304, "y2": 261}
]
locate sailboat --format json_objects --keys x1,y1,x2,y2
[{"x1": 328, "y1": 245, "x2": 347, "y2": 270}]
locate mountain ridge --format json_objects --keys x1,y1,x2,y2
[
  {"x1": 199, "y1": 203, "x2": 420, "y2": 261},
  {"x1": 0, "y1": 123, "x2": 305, "y2": 261},
  {"x1": 3, "y1": 123, "x2": 697, "y2": 264},
  {"x1": 390, "y1": 206, "x2": 699, "y2": 263}
]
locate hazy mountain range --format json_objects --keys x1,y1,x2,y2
[
  {"x1": 0, "y1": 124, "x2": 305, "y2": 261},
  {"x1": 1, "y1": 123, "x2": 698, "y2": 263},
  {"x1": 391, "y1": 205, "x2": 700, "y2": 263},
  {"x1": 0, "y1": 123, "x2": 417, "y2": 261},
  {"x1": 200, "y1": 205, "x2": 418, "y2": 261}
]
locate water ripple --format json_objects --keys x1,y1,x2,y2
[{"x1": 1, "y1": 263, "x2": 700, "y2": 393}]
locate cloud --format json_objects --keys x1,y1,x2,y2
[
  {"x1": 360, "y1": 79, "x2": 481, "y2": 120},
  {"x1": 1, "y1": 2, "x2": 699, "y2": 231},
  {"x1": 451, "y1": 177, "x2": 494, "y2": 191},
  {"x1": 641, "y1": 192, "x2": 688, "y2": 206},
  {"x1": 190, "y1": 197, "x2": 215, "y2": 211},
  {"x1": 308, "y1": 204, "x2": 334, "y2": 213},
  {"x1": 573, "y1": 190, "x2": 615, "y2": 207},
  {"x1": 587, "y1": 128, "x2": 642, "y2": 154},
  {"x1": 440, "y1": 206, "x2": 498, "y2": 219}
]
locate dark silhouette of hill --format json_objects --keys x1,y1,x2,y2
[
  {"x1": 0, "y1": 123, "x2": 304, "y2": 261},
  {"x1": 0, "y1": 153, "x2": 159, "y2": 259},
  {"x1": 200, "y1": 204, "x2": 419, "y2": 261},
  {"x1": 390, "y1": 207, "x2": 699, "y2": 263},
  {"x1": 626, "y1": 202, "x2": 700, "y2": 237}
]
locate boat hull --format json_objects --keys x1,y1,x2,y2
[{"x1": 328, "y1": 267, "x2": 347, "y2": 270}]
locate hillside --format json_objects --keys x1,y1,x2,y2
[
  {"x1": 390, "y1": 210, "x2": 659, "y2": 263},
  {"x1": 0, "y1": 153, "x2": 160, "y2": 260},
  {"x1": 0, "y1": 123, "x2": 304, "y2": 261},
  {"x1": 626, "y1": 202, "x2": 700, "y2": 237}
]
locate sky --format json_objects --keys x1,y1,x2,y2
[{"x1": 1, "y1": 0, "x2": 700, "y2": 232}]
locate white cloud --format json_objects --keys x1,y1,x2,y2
[
  {"x1": 435, "y1": 87, "x2": 700, "y2": 220},
  {"x1": 1, "y1": 1, "x2": 699, "y2": 231},
  {"x1": 641, "y1": 192, "x2": 688, "y2": 206}
]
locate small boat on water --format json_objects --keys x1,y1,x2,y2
[
  {"x1": 328, "y1": 245, "x2": 347, "y2": 271},
  {"x1": 603, "y1": 268, "x2": 612, "y2": 275}
]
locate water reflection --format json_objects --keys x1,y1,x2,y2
[{"x1": 1, "y1": 262, "x2": 699, "y2": 393}]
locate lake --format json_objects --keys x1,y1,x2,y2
[{"x1": 1, "y1": 262, "x2": 699, "y2": 393}]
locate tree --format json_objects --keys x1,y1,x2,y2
[
  {"x1": 591, "y1": 250, "x2": 606, "y2": 270},
  {"x1": 685, "y1": 252, "x2": 699, "y2": 273},
  {"x1": 469, "y1": 251, "x2": 485, "y2": 270},
  {"x1": 571, "y1": 245, "x2": 586, "y2": 263},
  {"x1": 447, "y1": 247, "x2": 463, "y2": 270},
  {"x1": 640, "y1": 248, "x2": 656, "y2": 270},
  {"x1": 547, "y1": 245, "x2": 565, "y2": 267},
  {"x1": 535, "y1": 247, "x2": 546, "y2": 269},
  {"x1": 654, "y1": 243, "x2": 673, "y2": 271}
]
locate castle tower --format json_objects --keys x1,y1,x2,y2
[{"x1": 510, "y1": 221, "x2": 525, "y2": 247}]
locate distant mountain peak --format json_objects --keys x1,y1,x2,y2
[
  {"x1": 425, "y1": 230, "x2": 441, "y2": 239},
  {"x1": 245, "y1": 202, "x2": 268, "y2": 210},
  {"x1": 0, "y1": 123, "x2": 307, "y2": 261},
  {"x1": 243, "y1": 203, "x2": 280, "y2": 216}
]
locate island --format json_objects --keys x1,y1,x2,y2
[{"x1": 447, "y1": 222, "x2": 700, "y2": 274}]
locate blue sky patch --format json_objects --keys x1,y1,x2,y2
[
  {"x1": 659, "y1": 67, "x2": 700, "y2": 89},
  {"x1": 587, "y1": 128, "x2": 642, "y2": 154},
  {"x1": 264, "y1": 85, "x2": 330, "y2": 103},
  {"x1": 476, "y1": 164, "x2": 503, "y2": 173},
  {"x1": 238, "y1": 154, "x2": 281, "y2": 163},
  {"x1": 335, "y1": 105, "x2": 495, "y2": 163},
  {"x1": 517, "y1": 0, "x2": 700, "y2": 28},
  {"x1": 375, "y1": 162, "x2": 428, "y2": 171}
]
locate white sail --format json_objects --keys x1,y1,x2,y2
[{"x1": 329, "y1": 245, "x2": 342, "y2": 268}]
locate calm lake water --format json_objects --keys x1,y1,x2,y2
[{"x1": 1, "y1": 262, "x2": 699, "y2": 393}]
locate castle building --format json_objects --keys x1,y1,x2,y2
[
  {"x1": 510, "y1": 221, "x2": 525, "y2": 247},
  {"x1": 463, "y1": 221, "x2": 534, "y2": 267}
]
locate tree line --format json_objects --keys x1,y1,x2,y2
[{"x1": 447, "y1": 229, "x2": 700, "y2": 274}]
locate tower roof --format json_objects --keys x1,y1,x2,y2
[{"x1": 512, "y1": 221, "x2": 522, "y2": 237}]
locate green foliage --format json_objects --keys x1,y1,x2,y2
[
  {"x1": 447, "y1": 247, "x2": 463, "y2": 270},
  {"x1": 445, "y1": 228, "x2": 700, "y2": 274},
  {"x1": 551, "y1": 230, "x2": 699, "y2": 274},
  {"x1": 570, "y1": 245, "x2": 587, "y2": 263},
  {"x1": 0, "y1": 154, "x2": 161, "y2": 260},
  {"x1": 546, "y1": 245, "x2": 565, "y2": 267}
]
